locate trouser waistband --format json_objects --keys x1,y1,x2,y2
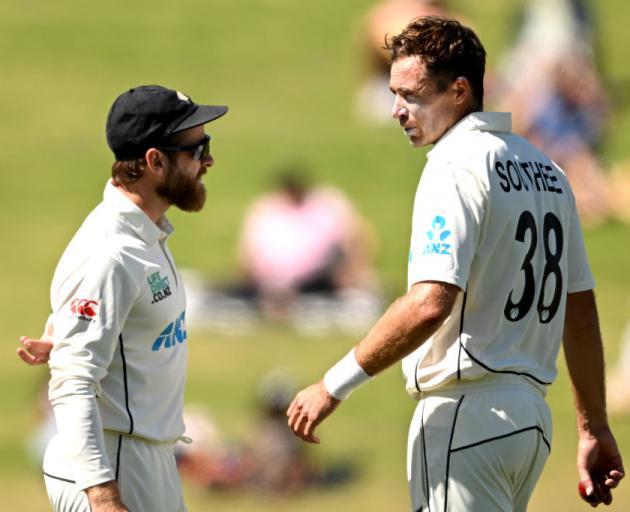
[
  {"x1": 103, "y1": 429, "x2": 182, "y2": 447},
  {"x1": 420, "y1": 372, "x2": 546, "y2": 399}
]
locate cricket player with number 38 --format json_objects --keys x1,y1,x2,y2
[{"x1": 287, "y1": 17, "x2": 624, "y2": 511}]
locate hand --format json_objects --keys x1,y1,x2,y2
[
  {"x1": 286, "y1": 381, "x2": 340, "y2": 444},
  {"x1": 85, "y1": 481, "x2": 129, "y2": 511},
  {"x1": 16, "y1": 336, "x2": 53, "y2": 365},
  {"x1": 577, "y1": 426, "x2": 625, "y2": 507}
]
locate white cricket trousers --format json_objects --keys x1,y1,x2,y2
[
  {"x1": 43, "y1": 430, "x2": 186, "y2": 512},
  {"x1": 407, "y1": 373, "x2": 552, "y2": 512}
]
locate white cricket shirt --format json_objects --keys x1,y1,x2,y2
[
  {"x1": 402, "y1": 112, "x2": 594, "y2": 396},
  {"x1": 47, "y1": 180, "x2": 188, "y2": 490}
]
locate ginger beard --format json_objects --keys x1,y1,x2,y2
[{"x1": 157, "y1": 156, "x2": 207, "y2": 212}]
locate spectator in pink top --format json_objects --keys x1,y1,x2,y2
[{"x1": 236, "y1": 170, "x2": 378, "y2": 318}]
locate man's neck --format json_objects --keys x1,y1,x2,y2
[{"x1": 433, "y1": 107, "x2": 482, "y2": 146}]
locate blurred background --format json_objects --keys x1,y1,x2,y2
[{"x1": 2, "y1": 0, "x2": 629, "y2": 510}]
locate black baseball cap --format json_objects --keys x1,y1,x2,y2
[{"x1": 106, "y1": 85, "x2": 228, "y2": 160}]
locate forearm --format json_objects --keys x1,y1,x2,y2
[
  {"x1": 290, "y1": 282, "x2": 459, "y2": 442},
  {"x1": 324, "y1": 282, "x2": 457, "y2": 400},
  {"x1": 86, "y1": 480, "x2": 127, "y2": 510},
  {"x1": 563, "y1": 290, "x2": 608, "y2": 434},
  {"x1": 355, "y1": 282, "x2": 458, "y2": 376}
]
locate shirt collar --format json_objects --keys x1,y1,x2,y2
[
  {"x1": 103, "y1": 180, "x2": 173, "y2": 245},
  {"x1": 427, "y1": 112, "x2": 512, "y2": 160}
]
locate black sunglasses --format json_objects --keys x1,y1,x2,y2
[{"x1": 159, "y1": 134, "x2": 211, "y2": 160}]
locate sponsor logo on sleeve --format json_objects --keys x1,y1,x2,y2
[
  {"x1": 422, "y1": 215, "x2": 452, "y2": 256},
  {"x1": 148, "y1": 271, "x2": 172, "y2": 304},
  {"x1": 152, "y1": 311, "x2": 187, "y2": 352},
  {"x1": 70, "y1": 299, "x2": 99, "y2": 321}
]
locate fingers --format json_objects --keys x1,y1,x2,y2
[
  {"x1": 287, "y1": 396, "x2": 321, "y2": 444},
  {"x1": 578, "y1": 478, "x2": 600, "y2": 506},
  {"x1": 579, "y1": 481, "x2": 606, "y2": 507},
  {"x1": 21, "y1": 336, "x2": 54, "y2": 354},
  {"x1": 296, "y1": 416, "x2": 321, "y2": 444},
  {"x1": 604, "y1": 476, "x2": 620, "y2": 489},
  {"x1": 577, "y1": 435, "x2": 625, "y2": 506},
  {"x1": 594, "y1": 478, "x2": 612, "y2": 506},
  {"x1": 580, "y1": 473, "x2": 617, "y2": 506},
  {"x1": 609, "y1": 468, "x2": 625, "y2": 480},
  {"x1": 287, "y1": 383, "x2": 340, "y2": 444},
  {"x1": 286, "y1": 396, "x2": 299, "y2": 420},
  {"x1": 603, "y1": 468, "x2": 625, "y2": 489},
  {"x1": 288, "y1": 412, "x2": 319, "y2": 444},
  {"x1": 16, "y1": 347, "x2": 39, "y2": 365},
  {"x1": 604, "y1": 477, "x2": 618, "y2": 489},
  {"x1": 303, "y1": 414, "x2": 321, "y2": 444},
  {"x1": 17, "y1": 336, "x2": 51, "y2": 365},
  {"x1": 286, "y1": 388, "x2": 326, "y2": 444},
  {"x1": 578, "y1": 465, "x2": 605, "y2": 506}
]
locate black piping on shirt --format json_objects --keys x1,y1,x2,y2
[
  {"x1": 115, "y1": 434, "x2": 123, "y2": 481},
  {"x1": 443, "y1": 394, "x2": 465, "y2": 512},
  {"x1": 420, "y1": 400, "x2": 431, "y2": 512},
  {"x1": 43, "y1": 472, "x2": 76, "y2": 484},
  {"x1": 450, "y1": 425, "x2": 551, "y2": 454},
  {"x1": 456, "y1": 291, "x2": 552, "y2": 386},
  {"x1": 119, "y1": 334, "x2": 134, "y2": 435},
  {"x1": 456, "y1": 291, "x2": 467, "y2": 380}
]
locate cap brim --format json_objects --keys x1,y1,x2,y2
[{"x1": 173, "y1": 105, "x2": 229, "y2": 132}]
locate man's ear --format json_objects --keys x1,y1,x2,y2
[
  {"x1": 452, "y1": 76, "x2": 472, "y2": 106},
  {"x1": 145, "y1": 148, "x2": 165, "y2": 174}
]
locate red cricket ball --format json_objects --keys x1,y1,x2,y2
[{"x1": 578, "y1": 481, "x2": 599, "y2": 504}]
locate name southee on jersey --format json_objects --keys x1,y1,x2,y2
[{"x1": 494, "y1": 159, "x2": 564, "y2": 195}]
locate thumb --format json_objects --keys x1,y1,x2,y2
[
  {"x1": 578, "y1": 470, "x2": 595, "y2": 498},
  {"x1": 578, "y1": 461, "x2": 599, "y2": 500}
]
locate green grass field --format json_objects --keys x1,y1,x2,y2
[{"x1": 1, "y1": 0, "x2": 629, "y2": 510}]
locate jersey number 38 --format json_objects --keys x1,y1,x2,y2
[{"x1": 504, "y1": 210, "x2": 563, "y2": 324}]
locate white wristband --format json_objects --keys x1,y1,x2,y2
[{"x1": 323, "y1": 349, "x2": 372, "y2": 400}]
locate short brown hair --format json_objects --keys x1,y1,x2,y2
[
  {"x1": 387, "y1": 17, "x2": 486, "y2": 109},
  {"x1": 111, "y1": 158, "x2": 146, "y2": 186},
  {"x1": 111, "y1": 148, "x2": 180, "y2": 187}
]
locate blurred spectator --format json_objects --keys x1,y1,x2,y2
[
  {"x1": 357, "y1": 1, "x2": 459, "y2": 123},
  {"x1": 175, "y1": 406, "x2": 250, "y2": 490},
  {"x1": 235, "y1": 170, "x2": 379, "y2": 316},
  {"x1": 608, "y1": 160, "x2": 630, "y2": 223},
  {"x1": 175, "y1": 370, "x2": 356, "y2": 494},
  {"x1": 243, "y1": 370, "x2": 318, "y2": 492},
  {"x1": 494, "y1": 0, "x2": 615, "y2": 224},
  {"x1": 185, "y1": 168, "x2": 383, "y2": 334}
]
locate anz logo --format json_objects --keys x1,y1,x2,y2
[
  {"x1": 422, "y1": 215, "x2": 452, "y2": 255},
  {"x1": 152, "y1": 311, "x2": 187, "y2": 352}
]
